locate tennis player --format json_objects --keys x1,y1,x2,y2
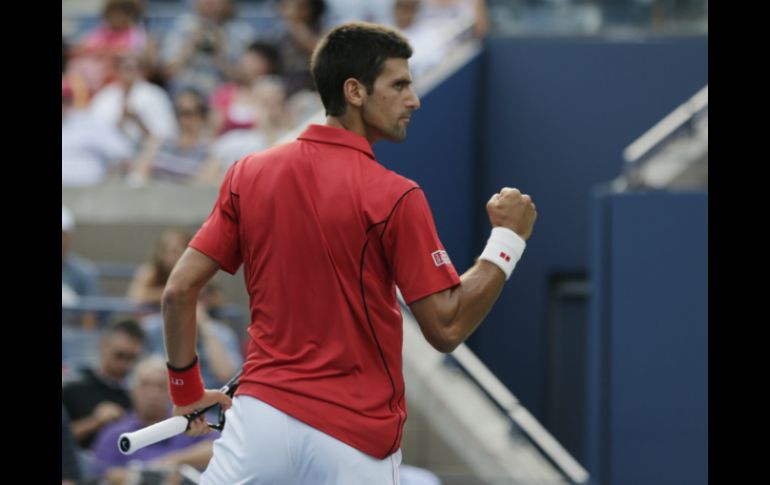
[{"x1": 162, "y1": 21, "x2": 537, "y2": 484}]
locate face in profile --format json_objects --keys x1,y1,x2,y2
[{"x1": 361, "y1": 58, "x2": 421, "y2": 143}]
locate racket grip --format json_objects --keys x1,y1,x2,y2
[{"x1": 118, "y1": 416, "x2": 189, "y2": 455}]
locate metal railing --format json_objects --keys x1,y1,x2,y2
[
  {"x1": 613, "y1": 85, "x2": 708, "y2": 191},
  {"x1": 398, "y1": 295, "x2": 590, "y2": 484}
]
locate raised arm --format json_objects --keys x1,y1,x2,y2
[{"x1": 409, "y1": 187, "x2": 537, "y2": 353}]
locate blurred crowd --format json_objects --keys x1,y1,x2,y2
[{"x1": 63, "y1": 0, "x2": 488, "y2": 188}]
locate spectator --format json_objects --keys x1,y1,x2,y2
[
  {"x1": 161, "y1": 0, "x2": 257, "y2": 97},
  {"x1": 62, "y1": 319, "x2": 146, "y2": 449},
  {"x1": 209, "y1": 41, "x2": 282, "y2": 136},
  {"x1": 61, "y1": 205, "x2": 102, "y2": 374},
  {"x1": 127, "y1": 229, "x2": 191, "y2": 308},
  {"x1": 89, "y1": 53, "x2": 178, "y2": 157},
  {"x1": 62, "y1": 79, "x2": 133, "y2": 186},
  {"x1": 68, "y1": 0, "x2": 158, "y2": 95},
  {"x1": 205, "y1": 76, "x2": 294, "y2": 181},
  {"x1": 62, "y1": 206, "x2": 101, "y2": 307},
  {"x1": 130, "y1": 88, "x2": 214, "y2": 184},
  {"x1": 90, "y1": 356, "x2": 217, "y2": 482}
]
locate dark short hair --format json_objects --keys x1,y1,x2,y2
[
  {"x1": 105, "y1": 319, "x2": 145, "y2": 344},
  {"x1": 310, "y1": 22, "x2": 413, "y2": 117},
  {"x1": 247, "y1": 41, "x2": 282, "y2": 75}
]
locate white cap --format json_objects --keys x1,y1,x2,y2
[{"x1": 62, "y1": 206, "x2": 75, "y2": 232}]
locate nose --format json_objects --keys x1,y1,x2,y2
[{"x1": 406, "y1": 88, "x2": 420, "y2": 111}]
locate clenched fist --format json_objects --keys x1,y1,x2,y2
[{"x1": 486, "y1": 187, "x2": 537, "y2": 241}]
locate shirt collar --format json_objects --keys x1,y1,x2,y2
[{"x1": 297, "y1": 124, "x2": 376, "y2": 160}]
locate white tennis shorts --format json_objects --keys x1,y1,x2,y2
[{"x1": 201, "y1": 395, "x2": 402, "y2": 485}]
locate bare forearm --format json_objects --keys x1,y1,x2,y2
[
  {"x1": 444, "y1": 259, "x2": 506, "y2": 346},
  {"x1": 163, "y1": 289, "x2": 200, "y2": 368},
  {"x1": 410, "y1": 259, "x2": 506, "y2": 353},
  {"x1": 162, "y1": 248, "x2": 221, "y2": 368}
]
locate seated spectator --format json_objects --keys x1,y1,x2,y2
[
  {"x1": 90, "y1": 356, "x2": 218, "y2": 482},
  {"x1": 127, "y1": 229, "x2": 191, "y2": 308},
  {"x1": 89, "y1": 53, "x2": 178, "y2": 157},
  {"x1": 62, "y1": 319, "x2": 146, "y2": 449},
  {"x1": 68, "y1": 0, "x2": 158, "y2": 95},
  {"x1": 209, "y1": 41, "x2": 282, "y2": 136},
  {"x1": 202, "y1": 76, "x2": 294, "y2": 182},
  {"x1": 62, "y1": 206, "x2": 101, "y2": 309},
  {"x1": 62, "y1": 80, "x2": 133, "y2": 186},
  {"x1": 161, "y1": 0, "x2": 257, "y2": 97},
  {"x1": 62, "y1": 206, "x2": 103, "y2": 375},
  {"x1": 130, "y1": 88, "x2": 214, "y2": 184}
]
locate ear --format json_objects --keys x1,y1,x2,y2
[{"x1": 342, "y1": 78, "x2": 366, "y2": 109}]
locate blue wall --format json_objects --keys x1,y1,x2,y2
[
  {"x1": 589, "y1": 190, "x2": 708, "y2": 485},
  {"x1": 469, "y1": 36, "x2": 708, "y2": 431}
]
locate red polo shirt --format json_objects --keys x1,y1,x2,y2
[{"x1": 189, "y1": 124, "x2": 461, "y2": 458}]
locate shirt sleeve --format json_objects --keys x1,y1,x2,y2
[
  {"x1": 382, "y1": 188, "x2": 461, "y2": 304},
  {"x1": 189, "y1": 162, "x2": 243, "y2": 274}
]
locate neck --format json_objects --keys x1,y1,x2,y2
[{"x1": 326, "y1": 113, "x2": 380, "y2": 145}]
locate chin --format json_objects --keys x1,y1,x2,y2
[{"x1": 387, "y1": 129, "x2": 408, "y2": 143}]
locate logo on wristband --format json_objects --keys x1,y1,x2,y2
[
  {"x1": 171, "y1": 378, "x2": 185, "y2": 386},
  {"x1": 499, "y1": 251, "x2": 512, "y2": 262},
  {"x1": 432, "y1": 250, "x2": 451, "y2": 267}
]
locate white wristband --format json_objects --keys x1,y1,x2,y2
[{"x1": 478, "y1": 227, "x2": 526, "y2": 280}]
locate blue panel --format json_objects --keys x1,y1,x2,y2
[
  {"x1": 469, "y1": 36, "x2": 708, "y2": 430},
  {"x1": 606, "y1": 191, "x2": 708, "y2": 485}
]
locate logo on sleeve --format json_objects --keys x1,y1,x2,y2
[{"x1": 432, "y1": 250, "x2": 451, "y2": 267}]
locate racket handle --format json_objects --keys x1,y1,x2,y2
[{"x1": 118, "y1": 416, "x2": 189, "y2": 455}]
